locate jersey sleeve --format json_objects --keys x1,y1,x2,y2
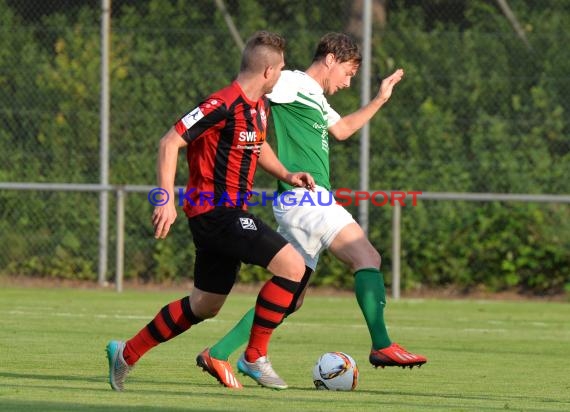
[
  {"x1": 266, "y1": 70, "x2": 298, "y2": 104},
  {"x1": 174, "y1": 97, "x2": 227, "y2": 143},
  {"x1": 324, "y1": 99, "x2": 341, "y2": 128}
]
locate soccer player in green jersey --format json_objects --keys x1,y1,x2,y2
[{"x1": 196, "y1": 32, "x2": 427, "y2": 389}]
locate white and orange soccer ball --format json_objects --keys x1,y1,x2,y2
[{"x1": 312, "y1": 352, "x2": 359, "y2": 391}]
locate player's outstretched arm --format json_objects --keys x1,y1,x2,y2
[{"x1": 329, "y1": 68, "x2": 404, "y2": 141}]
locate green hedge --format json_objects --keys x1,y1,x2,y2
[{"x1": 1, "y1": 0, "x2": 568, "y2": 294}]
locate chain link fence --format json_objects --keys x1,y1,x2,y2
[{"x1": 1, "y1": 0, "x2": 569, "y2": 294}]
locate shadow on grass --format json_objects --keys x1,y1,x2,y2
[
  {"x1": 291, "y1": 385, "x2": 570, "y2": 409},
  {"x1": 2, "y1": 371, "x2": 568, "y2": 412},
  {"x1": 0, "y1": 400, "x2": 197, "y2": 412}
]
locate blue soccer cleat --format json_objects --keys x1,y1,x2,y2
[
  {"x1": 106, "y1": 340, "x2": 133, "y2": 391},
  {"x1": 237, "y1": 353, "x2": 288, "y2": 390}
]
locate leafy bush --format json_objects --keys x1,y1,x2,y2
[{"x1": 1, "y1": 0, "x2": 568, "y2": 294}]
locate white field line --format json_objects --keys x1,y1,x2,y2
[
  {"x1": 5, "y1": 306, "x2": 570, "y2": 334},
  {"x1": 4, "y1": 308, "x2": 513, "y2": 332}
]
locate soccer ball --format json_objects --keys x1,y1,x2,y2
[{"x1": 312, "y1": 352, "x2": 359, "y2": 391}]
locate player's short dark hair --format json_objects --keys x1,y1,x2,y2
[
  {"x1": 240, "y1": 31, "x2": 286, "y2": 73},
  {"x1": 312, "y1": 32, "x2": 362, "y2": 66}
]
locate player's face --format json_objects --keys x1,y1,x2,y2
[
  {"x1": 265, "y1": 53, "x2": 285, "y2": 94},
  {"x1": 325, "y1": 60, "x2": 359, "y2": 95}
]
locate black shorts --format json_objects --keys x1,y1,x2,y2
[{"x1": 188, "y1": 208, "x2": 288, "y2": 295}]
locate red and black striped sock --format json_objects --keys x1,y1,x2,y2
[
  {"x1": 245, "y1": 276, "x2": 300, "y2": 362},
  {"x1": 122, "y1": 296, "x2": 202, "y2": 365}
]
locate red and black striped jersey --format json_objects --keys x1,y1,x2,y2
[{"x1": 174, "y1": 81, "x2": 270, "y2": 218}]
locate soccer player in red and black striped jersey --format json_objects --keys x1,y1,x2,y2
[{"x1": 106, "y1": 31, "x2": 315, "y2": 391}]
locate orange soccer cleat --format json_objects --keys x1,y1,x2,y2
[
  {"x1": 196, "y1": 348, "x2": 243, "y2": 389},
  {"x1": 369, "y1": 343, "x2": 427, "y2": 369}
]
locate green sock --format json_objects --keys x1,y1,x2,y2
[
  {"x1": 354, "y1": 268, "x2": 392, "y2": 350},
  {"x1": 209, "y1": 307, "x2": 255, "y2": 360}
]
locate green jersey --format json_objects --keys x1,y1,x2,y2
[{"x1": 267, "y1": 70, "x2": 341, "y2": 192}]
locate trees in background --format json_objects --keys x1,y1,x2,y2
[{"x1": 1, "y1": 0, "x2": 568, "y2": 293}]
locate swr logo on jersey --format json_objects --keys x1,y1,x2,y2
[
  {"x1": 238, "y1": 131, "x2": 258, "y2": 142},
  {"x1": 239, "y1": 217, "x2": 257, "y2": 230},
  {"x1": 181, "y1": 107, "x2": 204, "y2": 129}
]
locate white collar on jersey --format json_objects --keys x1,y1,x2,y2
[{"x1": 293, "y1": 70, "x2": 324, "y2": 95}]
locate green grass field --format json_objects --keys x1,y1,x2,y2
[{"x1": 1, "y1": 286, "x2": 569, "y2": 411}]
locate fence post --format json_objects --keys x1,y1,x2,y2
[
  {"x1": 115, "y1": 187, "x2": 125, "y2": 293},
  {"x1": 358, "y1": 0, "x2": 372, "y2": 234},
  {"x1": 392, "y1": 202, "x2": 401, "y2": 300},
  {"x1": 98, "y1": 0, "x2": 111, "y2": 286}
]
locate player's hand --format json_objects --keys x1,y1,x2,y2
[
  {"x1": 377, "y1": 68, "x2": 404, "y2": 103},
  {"x1": 287, "y1": 172, "x2": 315, "y2": 191},
  {"x1": 152, "y1": 202, "x2": 177, "y2": 239}
]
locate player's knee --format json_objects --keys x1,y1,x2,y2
[
  {"x1": 189, "y1": 297, "x2": 224, "y2": 320},
  {"x1": 286, "y1": 244, "x2": 305, "y2": 270},
  {"x1": 373, "y1": 249, "x2": 382, "y2": 268},
  {"x1": 288, "y1": 253, "x2": 306, "y2": 281},
  {"x1": 269, "y1": 244, "x2": 305, "y2": 281},
  {"x1": 364, "y1": 245, "x2": 381, "y2": 268},
  {"x1": 353, "y1": 246, "x2": 381, "y2": 270},
  {"x1": 196, "y1": 305, "x2": 221, "y2": 319}
]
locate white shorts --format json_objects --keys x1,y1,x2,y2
[{"x1": 272, "y1": 185, "x2": 356, "y2": 270}]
